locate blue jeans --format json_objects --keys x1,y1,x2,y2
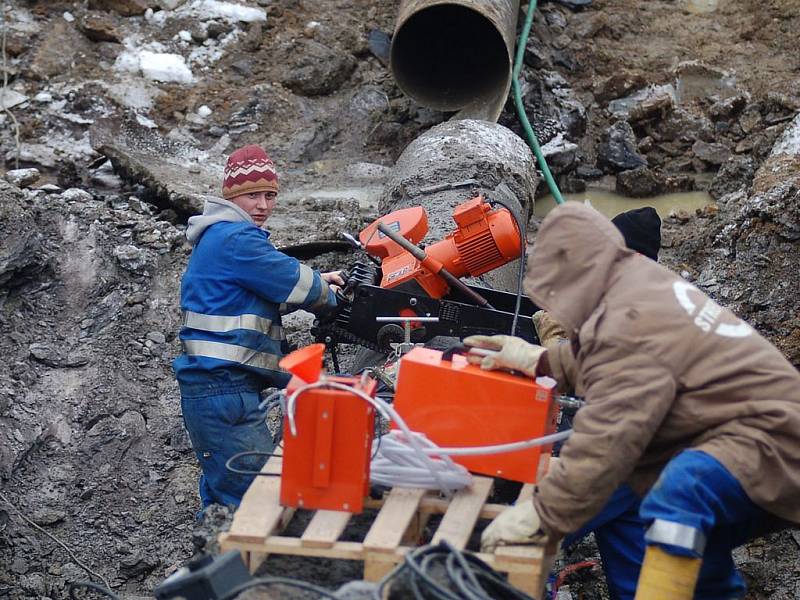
[
  {"x1": 563, "y1": 451, "x2": 771, "y2": 600},
  {"x1": 180, "y1": 381, "x2": 275, "y2": 508}
]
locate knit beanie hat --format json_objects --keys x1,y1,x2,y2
[
  {"x1": 222, "y1": 144, "x2": 279, "y2": 200},
  {"x1": 611, "y1": 206, "x2": 661, "y2": 261}
]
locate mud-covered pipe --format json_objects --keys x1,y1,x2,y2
[
  {"x1": 380, "y1": 119, "x2": 537, "y2": 292},
  {"x1": 391, "y1": 0, "x2": 520, "y2": 121}
]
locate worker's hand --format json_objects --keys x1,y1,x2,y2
[
  {"x1": 322, "y1": 270, "x2": 345, "y2": 295},
  {"x1": 481, "y1": 501, "x2": 547, "y2": 553},
  {"x1": 463, "y1": 335, "x2": 545, "y2": 378},
  {"x1": 532, "y1": 310, "x2": 567, "y2": 346}
]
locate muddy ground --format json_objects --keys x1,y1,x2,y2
[{"x1": 0, "y1": 0, "x2": 798, "y2": 598}]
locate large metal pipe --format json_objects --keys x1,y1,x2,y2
[{"x1": 391, "y1": 0, "x2": 520, "y2": 121}]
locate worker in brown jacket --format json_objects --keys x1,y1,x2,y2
[{"x1": 466, "y1": 202, "x2": 800, "y2": 599}]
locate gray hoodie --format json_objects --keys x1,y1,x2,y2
[{"x1": 186, "y1": 196, "x2": 257, "y2": 246}]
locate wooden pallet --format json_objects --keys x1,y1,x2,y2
[{"x1": 219, "y1": 454, "x2": 556, "y2": 598}]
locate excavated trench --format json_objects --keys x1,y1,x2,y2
[{"x1": 0, "y1": 0, "x2": 798, "y2": 598}]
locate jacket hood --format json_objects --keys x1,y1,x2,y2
[
  {"x1": 186, "y1": 196, "x2": 255, "y2": 245},
  {"x1": 524, "y1": 202, "x2": 632, "y2": 337}
]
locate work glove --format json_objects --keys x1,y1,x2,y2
[
  {"x1": 532, "y1": 310, "x2": 567, "y2": 346},
  {"x1": 481, "y1": 501, "x2": 547, "y2": 553},
  {"x1": 463, "y1": 335, "x2": 545, "y2": 378}
]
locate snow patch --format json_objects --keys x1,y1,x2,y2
[
  {"x1": 140, "y1": 51, "x2": 194, "y2": 83},
  {"x1": 770, "y1": 113, "x2": 800, "y2": 157},
  {"x1": 152, "y1": 0, "x2": 266, "y2": 25}
]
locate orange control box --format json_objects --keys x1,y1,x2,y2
[
  {"x1": 392, "y1": 347, "x2": 557, "y2": 483},
  {"x1": 280, "y1": 374, "x2": 377, "y2": 512}
]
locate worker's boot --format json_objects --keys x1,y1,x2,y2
[{"x1": 633, "y1": 545, "x2": 702, "y2": 600}]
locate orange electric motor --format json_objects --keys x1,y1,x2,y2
[
  {"x1": 392, "y1": 346, "x2": 557, "y2": 483},
  {"x1": 279, "y1": 345, "x2": 377, "y2": 512},
  {"x1": 358, "y1": 196, "x2": 521, "y2": 298}
]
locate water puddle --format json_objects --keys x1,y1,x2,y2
[
  {"x1": 533, "y1": 189, "x2": 714, "y2": 220},
  {"x1": 685, "y1": 0, "x2": 718, "y2": 14}
]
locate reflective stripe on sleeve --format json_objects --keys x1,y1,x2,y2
[
  {"x1": 183, "y1": 340, "x2": 281, "y2": 371},
  {"x1": 183, "y1": 310, "x2": 283, "y2": 340},
  {"x1": 286, "y1": 264, "x2": 315, "y2": 304},
  {"x1": 645, "y1": 519, "x2": 707, "y2": 555}
]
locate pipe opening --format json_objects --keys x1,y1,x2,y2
[{"x1": 391, "y1": 4, "x2": 510, "y2": 112}]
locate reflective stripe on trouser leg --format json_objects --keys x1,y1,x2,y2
[
  {"x1": 645, "y1": 519, "x2": 707, "y2": 555},
  {"x1": 634, "y1": 545, "x2": 702, "y2": 600}
]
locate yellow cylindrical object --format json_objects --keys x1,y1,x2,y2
[{"x1": 634, "y1": 545, "x2": 702, "y2": 600}]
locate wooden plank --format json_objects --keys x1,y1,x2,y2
[
  {"x1": 493, "y1": 544, "x2": 544, "y2": 567},
  {"x1": 367, "y1": 494, "x2": 510, "y2": 520},
  {"x1": 363, "y1": 487, "x2": 426, "y2": 553},
  {"x1": 431, "y1": 477, "x2": 493, "y2": 549},
  {"x1": 223, "y1": 534, "x2": 371, "y2": 560},
  {"x1": 301, "y1": 510, "x2": 352, "y2": 548},
  {"x1": 226, "y1": 454, "x2": 285, "y2": 544}
]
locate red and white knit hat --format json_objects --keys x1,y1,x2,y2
[{"x1": 222, "y1": 144, "x2": 279, "y2": 200}]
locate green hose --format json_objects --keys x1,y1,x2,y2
[{"x1": 513, "y1": 1, "x2": 566, "y2": 204}]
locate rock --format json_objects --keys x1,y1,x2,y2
[
  {"x1": 3, "y1": 32, "x2": 28, "y2": 58},
  {"x1": 80, "y1": 12, "x2": 123, "y2": 43},
  {"x1": 119, "y1": 553, "x2": 158, "y2": 578},
  {"x1": 709, "y1": 156, "x2": 755, "y2": 199},
  {"x1": 87, "y1": 0, "x2": 150, "y2": 16},
  {"x1": 608, "y1": 84, "x2": 676, "y2": 120},
  {"x1": 113, "y1": 245, "x2": 152, "y2": 273},
  {"x1": 628, "y1": 90, "x2": 673, "y2": 123},
  {"x1": 146, "y1": 331, "x2": 166, "y2": 344},
  {"x1": 29, "y1": 343, "x2": 89, "y2": 368},
  {"x1": 674, "y1": 61, "x2": 738, "y2": 104},
  {"x1": 61, "y1": 188, "x2": 94, "y2": 202},
  {"x1": 27, "y1": 20, "x2": 97, "y2": 81},
  {"x1": 692, "y1": 140, "x2": 732, "y2": 165},
  {"x1": 708, "y1": 93, "x2": 748, "y2": 121},
  {"x1": 0, "y1": 182, "x2": 44, "y2": 287},
  {"x1": 541, "y1": 133, "x2": 578, "y2": 174},
  {"x1": 206, "y1": 21, "x2": 231, "y2": 39},
  {"x1": 10, "y1": 558, "x2": 28, "y2": 575},
  {"x1": 89, "y1": 118, "x2": 217, "y2": 214},
  {"x1": 4, "y1": 168, "x2": 40, "y2": 188},
  {"x1": 616, "y1": 166, "x2": 662, "y2": 197},
  {"x1": 0, "y1": 89, "x2": 27, "y2": 110},
  {"x1": 279, "y1": 39, "x2": 356, "y2": 96},
  {"x1": 597, "y1": 122, "x2": 647, "y2": 173},
  {"x1": 523, "y1": 39, "x2": 551, "y2": 69},
  {"x1": 575, "y1": 165, "x2": 604, "y2": 180},
  {"x1": 739, "y1": 106, "x2": 763, "y2": 134},
  {"x1": 594, "y1": 70, "x2": 646, "y2": 103}
]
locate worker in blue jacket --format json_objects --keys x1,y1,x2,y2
[{"x1": 174, "y1": 144, "x2": 343, "y2": 509}]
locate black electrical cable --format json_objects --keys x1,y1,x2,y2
[
  {"x1": 68, "y1": 582, "x2": 120, "y2": 600},
  {"x1": 218, "y1": 576, "x2": 341, "y2": 600},
  {"x1": 374, "y1": 540, "x2": 537, "y2": 600},
  {"x1": 485, "y1": 196, "x2": 529, "y2": 338},
  {"x1": 224, "y1": 451, "x2": 282, "y2": 476}
]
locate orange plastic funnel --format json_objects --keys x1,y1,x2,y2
[{"x1": 279, "y1": 343, "x2": 325, "y2": 383}]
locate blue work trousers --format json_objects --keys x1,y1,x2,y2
[
  {"x1": 180, "y1": 382, "x2": 275, "y2": 509},
  {"x1": 563, "y1": 450, "x2": 771, "y2": 600}
]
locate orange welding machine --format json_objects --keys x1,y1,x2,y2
[
  {"x1": 279, "y1": 344, "x2": 377, "y2": 513},
  {"x1": 392, "y1": 346, "x2": 557, "y2": 483}
]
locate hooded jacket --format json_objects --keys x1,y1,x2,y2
[
  {"x1": 525, "y1": 202, "x2": 800, "y2": 538},
  {"x1": 173, "y1": 196, "x2": 335, "y2": 389}
]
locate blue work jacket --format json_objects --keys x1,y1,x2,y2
[{"x1": 173, "y1": 197, "x2": 335, "y2": 390}]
